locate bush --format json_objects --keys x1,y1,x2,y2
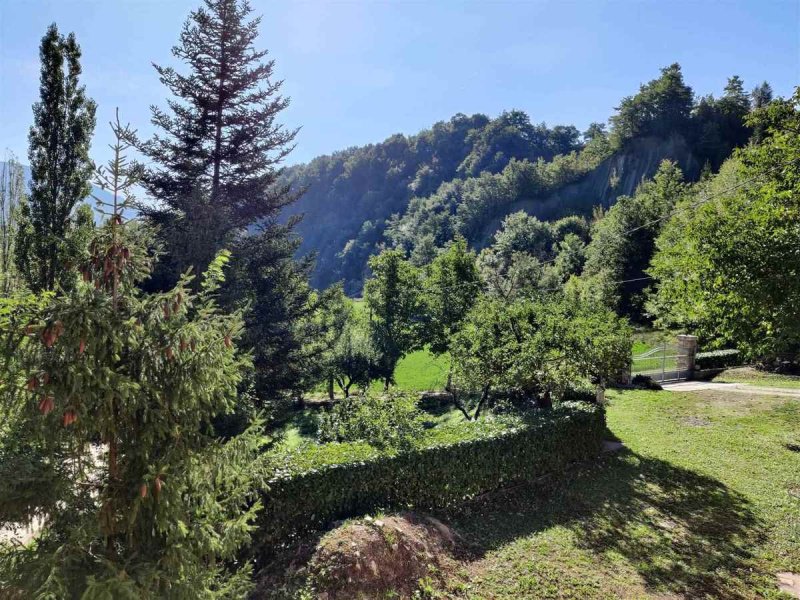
[
  {"x1": 317, "y1": 392, "x2": 424, "y2": 450},
  {"x1": 257, "y1": 402, "x2": 605, "y2": 553},
  {"x1": 696, "y1": 349, "x2": 741, "y2": 370},
  {"x1": 631, "y1": 374, "x2": 663, "y2": 390}
]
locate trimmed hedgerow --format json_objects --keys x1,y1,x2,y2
[
  {"x1": 696, "y1": 349, "x2": 741, "y2": 370},
  {"x1": 256, "y1": 402, "x2": 604, "y2": 552}
]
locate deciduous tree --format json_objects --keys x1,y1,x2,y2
[
  {"x1": 15, "y1": 24, "x2": 96, "y2": 292},
  {"x1": 364, "y1": 249, "x2": 424, "y2": 391}
]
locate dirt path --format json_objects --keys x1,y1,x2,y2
[{"x1": 662, "y1": 381, "x2": 800, "y2": 398}]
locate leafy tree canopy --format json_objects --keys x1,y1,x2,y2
[{"x1": 647, "y1": 89, "x2": 800, "y2": 360}]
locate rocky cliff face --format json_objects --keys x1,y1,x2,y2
[{"x1": 473, "y1": 134, "x2": 701, "y2": 248}]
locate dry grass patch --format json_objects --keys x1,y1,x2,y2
[{"x1": 253, "y1": 512, "x2": 465, "y2": 599}]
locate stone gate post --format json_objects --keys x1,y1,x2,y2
[{"x1": 676, "y1": 334, "x2": 698, "y2": 378}]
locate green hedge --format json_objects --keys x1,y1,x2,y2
[
  {"x1": 256, "y1": 402, "x2": 605, "y2": 552},
  {"x1": 696, "y1": 349, "x2": 741, "y2": 370}
]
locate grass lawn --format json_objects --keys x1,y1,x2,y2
[
  {"x1": 372, "y1": 349, "x2": 451, "y2": 392},
  {"x1": 435, "y1": 387, "x2": 800, "y2": 598},
  {"x1": 713, "y1": 367, "x2": 800, "y2": 390}
]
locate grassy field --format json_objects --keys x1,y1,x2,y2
[
  {"x1": 433, "y1": 387, "x2": 800, "y2": 598},
  {"x1": 713, "y1": 367, "x2": 800, "y2": 390}
]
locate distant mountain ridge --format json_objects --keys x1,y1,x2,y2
[{"x1": 0, "y1": 161, "x2": 128, "y2": 221}]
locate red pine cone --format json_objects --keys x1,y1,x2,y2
[
  {"x1": 38, "y1": 395, "x2": 54, "y2": 415},
  {"x1": 62, "y1": 410, "x2": 77, "y2": 426}
]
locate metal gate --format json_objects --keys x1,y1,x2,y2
[{"x1": 631, "y1": 343, "x2": 691, "y2": 383}]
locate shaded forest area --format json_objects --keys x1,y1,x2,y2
[{"x1": 284, "y1": 66, "x2": 768, "y2": 293}]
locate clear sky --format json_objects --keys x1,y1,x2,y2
[{"x1": 1, "y1": 0, "x2": 798, "y2": 167}]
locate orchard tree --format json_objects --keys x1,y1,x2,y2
[
  {"x1": 330, "y1": 318, "x2": 380, "y2": 398},
  {"x1": 423, "y1": 236, "x2": 481, "y2": 355},
  {"x1": 364, "y1": 249, "x2": 424, "y2": 391},
  {"x1": 0, "y1": 115, "x2": 263, "y2": 598},
  {"x1": 451, "y1": 295, "x2": 631, "y2": 418},
  {"x1": 297, "y1": 284, "x2": 351, "y2": 400},
  {"x1": 15, "y1": 23, "x2": 96, "y2": 292}
]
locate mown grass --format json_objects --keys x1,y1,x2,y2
[
  {"x1": 435, "y1": 387, "x2": 800, "y2": 598},
  {"x1": 713, "y1": 366, "x2": 800, "y2": 390}
]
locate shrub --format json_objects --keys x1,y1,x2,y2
[
  {"x1": 317, "y1": 392, "x2": 424, "y2": 450},
  {"x1": 631, "y1": 374, "x2": 663, "y2": 390},
  {"x1": 257, "y1": 402, "x2": 605, "y2": 554},
  {"x1": 696, "y1": 349, "x2": 741, "y2": 370}
]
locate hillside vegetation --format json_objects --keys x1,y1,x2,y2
[{"x1": 284, "y1": 65, "x2": 761, "y2": 294}]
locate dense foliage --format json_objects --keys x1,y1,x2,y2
[
  {"x1": 647, "y1": 90, "x2": 800, "y2": 360},
  {"x1": 259, "y1": 402, "x2": 605, "y2": 552},
  {"x1": 15, "y1": 24, "x2": 96, "y2": 292},
  {"x1": 285, "y1": 112, "x2": 598, "y2": 293},
  {"x1": 363, "y1": 250, "x2": 425, "y2": 389},
  {"x1": 0, "y1": 120, "x2": 263, "y2": 598},
  {"x1": 450, "y1": 295, "x2": 631, "y2": 416},
  {"x1": 284, "y1": 64, "x2": 767, "y2": 294},
  {"x1": 582, "y1": 159, "x2": 688, "y2": 320},
  {"x1": 317, "y1": 392, "x2": 424, "y2": 450}
]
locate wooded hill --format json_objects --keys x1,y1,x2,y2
[{"x1": 282, "y1": 64, "x2": 767, "y2": 294}]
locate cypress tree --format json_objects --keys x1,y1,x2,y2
[
  {"x1": 140, "y1": 0, "x2": 299, "y2": 283},
  {"x1": 16, "y1": 24, "x2": 96, "y2": 292}
]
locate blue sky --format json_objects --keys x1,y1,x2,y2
[{"x1": 1, "y1": 0, "x2": 798, "y2": 167}]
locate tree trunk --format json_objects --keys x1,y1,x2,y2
[
  {"x1": 212, "y1": 6, "x2": 228, "y2": 203},
  {"x1": 539, "y1": 389, "x2": 553, "y2": 409},
  {"x1": 327, "y1": 374, "x2": 334, "y2": 400},
  {"x1": 595, "y1": 382, "x2": 605, "y2": 404},
  {"x1": 473, "y1": 385, "x2": 491, "y2": 420}
]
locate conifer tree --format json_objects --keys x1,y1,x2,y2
[
  {"x1": 139, "y1": 0, "x2": 299, "y2": 283},
  {"x1": 0, "y1": 113, "x2": 263, "y2": 598},
  {"x1": 16, "y1": 24, "x2": 96, "y2": 292}
]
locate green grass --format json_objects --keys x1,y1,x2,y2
[
  {"x1": 713, "y1": 367, "x2": 800, "y2": 390},
  {"x1": 372, "y1": 348, "x2": 451, "y2": 392},
  {"x1": 433, "y1": 387, "x2": 800, "y2": 598}
]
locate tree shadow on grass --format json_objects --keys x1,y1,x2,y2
[{"x1": 445, "y1": 449, "x2": 769, "y2": 598}]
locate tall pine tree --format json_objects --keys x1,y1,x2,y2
[
  {"x1": 139, "y1": 0, "x2": 299, "y2": 284},
  {"x1": 16, "y1": 24, "x2": 96, "y2": 292}
]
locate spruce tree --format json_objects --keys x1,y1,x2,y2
[
  {"x1": 16, "y1": 24, "x2": 96, "y2": 292},
  {"x1": 139, "y1": 0, "x2": 299, "y2": 283},
  {"x1": 0, "y1": 114, "x2": 263, "y2": 598}
]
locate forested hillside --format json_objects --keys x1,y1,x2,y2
[{"x1": 284, "y1": 65, "x2": 768, "y2": 294}]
